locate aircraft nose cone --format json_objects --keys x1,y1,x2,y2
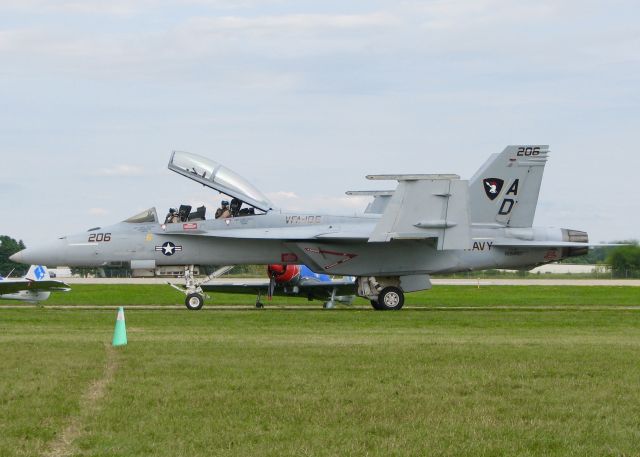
[
  {"x1": 9, "y1": 251, "x2": 24, "y2": 263},
  {"x1": 8, "y1": 239, "x2": 69, "y2": 266}
]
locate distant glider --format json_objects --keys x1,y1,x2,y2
[{"x1": 0, "y1": 265, "x2": 70, "y2": 302}]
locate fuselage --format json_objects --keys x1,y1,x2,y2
[{"x1": 12, "y1": 208, "x2": 583, "y2": 277}]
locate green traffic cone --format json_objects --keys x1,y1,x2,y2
[{"x1": 112, "y1": 306, "x2": 127, "y2": 347}]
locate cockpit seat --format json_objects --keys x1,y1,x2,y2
[
  {"x1": 188, "y1": 206, "x2": 206, "y2": 221},
  {"x1": 178, "y1": 205, "x2": 192, "y2": 222}
]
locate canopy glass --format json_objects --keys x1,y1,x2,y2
[{"x1": 168, "y1": 151, "x2": 273, "y2": 212}]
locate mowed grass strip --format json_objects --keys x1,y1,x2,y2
[
  {"x1": 2, "y1": 309, "x2": 640, "y2": 456},
  {"x1": 1, "y1": 284, "x2": 638, "y2": 307},
  {"x1": 0, "y1": 310, "x2": 111, "y2": 457}
]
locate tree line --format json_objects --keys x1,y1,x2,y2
[{"x1": 0, "y1": 236, "x2": 27, "y2": 277}]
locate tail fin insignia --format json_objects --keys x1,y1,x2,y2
[
  {"x1": 34, "y1": 266, "x2": 46, "y2": 280},
  {"x1": 483, "y1": 178, "x2": 504, "y2": 200},
  {"x1": 26, "y1": 265, "x2": 50, "y2": 281}
]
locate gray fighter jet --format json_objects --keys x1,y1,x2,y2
[{"x1": 11, "y1": 146, "x2": 594, "y2": 310}]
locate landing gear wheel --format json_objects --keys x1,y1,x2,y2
[
  {"x1": 255, "y1": 301, "x2": 264, "y2": 309},
  {"x1": 377, "y1": 287, "x2": 404, "y2": 310},
  {"x1": 185, "y1": 293, "x2": 204, "y2": 310},
  {"x1": 370, "y1": 299, "x2": 383, "y2": 310}
]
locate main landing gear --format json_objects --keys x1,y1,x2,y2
[
  {"x1": 370, "y1": 287, "x2": 405, "y2": 310},
  {"x1": 358, "y1": 278, "x2": 405, "y2": 311},
  {"x1": 168, "y1": 265, "x2": 234, "y2": 310}
]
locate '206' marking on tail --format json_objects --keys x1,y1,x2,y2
[{"x1": 517, "y1": 146, "x2": 541, "y2": 156}]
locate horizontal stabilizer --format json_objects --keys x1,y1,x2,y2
[{"x1": 492, "y1": 241, "x2": 620, "y2": 248}]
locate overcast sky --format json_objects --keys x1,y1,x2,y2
[{"x1": 1, "y1": 0, "x2": 638, "y2": 246}]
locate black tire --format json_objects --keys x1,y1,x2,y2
[
  {"x1": 370, "y1": 299, "x2": 383, "y2": 310},
  {"x1": 255, "y1": 302, "x2": 264, "y2": 309},
  {"x1": 377, "y1": 287, "x2": 404, "y2": 310},
  {"x1": 185, "y1": 293, "x2": 204, "y2": 310}
]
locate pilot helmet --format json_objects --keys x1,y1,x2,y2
[{"x1": 221, "y1": 200, "x2": 229, "y2": 207}]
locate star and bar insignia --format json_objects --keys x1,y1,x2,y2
[{"x1": 155, "y1": 242, "x2": 183, "y2": 256}]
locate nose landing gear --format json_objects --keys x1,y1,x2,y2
[
  {"x1": 185, "y1": 292, "x2": 205, "y2": 310},
  {"x1": 167, "y1": 265, "x2": 235, "y2": 310}
]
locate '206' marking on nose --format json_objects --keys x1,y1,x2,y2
[{"x1": 87, "y1": 233, "x2": 112, "y2": 242}]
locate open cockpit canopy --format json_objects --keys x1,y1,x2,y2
[{"x1": 168, "y1": 151, "x2": 273, "y2": 212}]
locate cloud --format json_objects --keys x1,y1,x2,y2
[
  {"x1": 96, "y1": 165, "x2": 146, "y2": 177},
  {"x1": 0, "y1": 182, "x2": 21, "y2": 192},
  {"x1": 267, "y1": 191, "x2": 369, "y2": 213},
  {"x1": 414, "y1": 0, "x2": 555, "y2": 30},
  {"x1": 166, "y1": 12, "x2": 402, "y2": 61},
  {"x1": 268, "y1": 191, "x2": 297, "y2": 200},
  {"x1": 0, "y1": 11, "x2": 400, "y2": 64},
  {"x1": 0, "y1": 0, "x2": 142, "y2": 15},
  {"x1": 0, "y1": 0, "x2": 284, "y2": 15},
  {"x1": 1, "y1": 1, "x2": 633, "y2": 94},
  {"x1": 184, "y1": 12, "x2": 400, "y2": 32},
  {"x1": 88, "y1": 207, "x2": 109, "y2": 216}
]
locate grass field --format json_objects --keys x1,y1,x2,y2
[
  {"x1": 3, "y1": 283, "x2": 639, "y2": 307},
  {"x1": 1, "y1": 286, "x2": 640, "y2": 456}
]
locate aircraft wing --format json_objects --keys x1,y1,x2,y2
[
  {"x1": 0, "y1": 279, "x2": 71, "y2": 294},
  {"x1": 157, "y1": 225, "x2": 371, "y2": 240}
]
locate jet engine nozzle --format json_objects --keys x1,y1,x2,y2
[
  {"x1": 561, "y1": 228, "x2": 589, "y2": 258},
  {"x1": 267, "y1": 264, "x2": 301, "y2": 284}
]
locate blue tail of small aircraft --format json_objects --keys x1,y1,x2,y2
[{"x1": 299, "y1": 265, "x2": 331, "y2": 282}]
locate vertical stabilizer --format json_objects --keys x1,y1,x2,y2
[
  {"x1": 469, "y1": 145, "x2": 549, "y2": 228},
  {"x1": 25, "y1": 265, "x2": 50, "y2": 281}
]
